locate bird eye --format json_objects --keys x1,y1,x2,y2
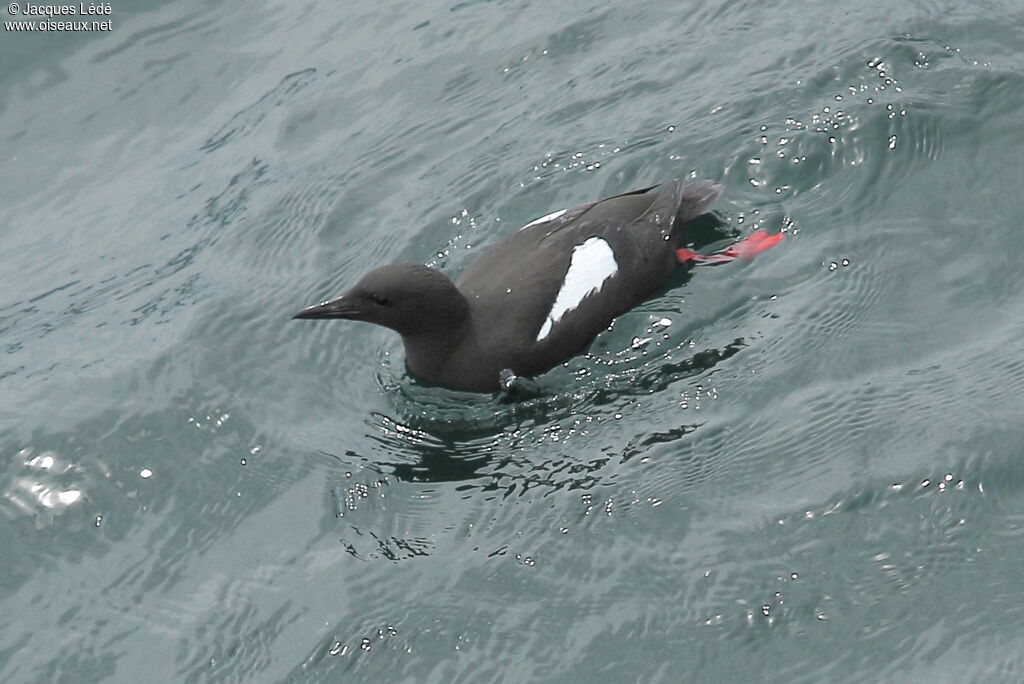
[{"x1": 371, "y1": 293, "x2": 391, "y2": 306}]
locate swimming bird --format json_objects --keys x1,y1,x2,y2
[{"x1": 294, "y1": 180, "x2": 782, "y2": 392}]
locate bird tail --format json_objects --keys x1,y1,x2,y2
[
  {"x1": 640, "y1": 179, "x2": 723, "y2": 230},
  {"x1": 673, "y1": 180, "x2": 723, "y2": 224}
]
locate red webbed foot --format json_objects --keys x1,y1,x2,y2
[{"x1": 676, "y1": 230, "x2": 784, "y2": 264}]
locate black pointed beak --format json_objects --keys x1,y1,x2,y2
[{"x1": 292, "y1": 295, "x2": 364, "y2": 320}]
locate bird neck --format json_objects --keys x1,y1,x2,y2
[{"x1": 400, "y1": 295, "x2": 471, "y2": 377}]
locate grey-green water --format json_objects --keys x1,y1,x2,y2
[{"x1": 3, "y1": 0, "x2": 1024, "y2": 682}]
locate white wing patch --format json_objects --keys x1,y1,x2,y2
[
  {"x1": 520, "y1": 208, "x2": 566, "y2": 231},
  {"x1": 536, "y1": 236, "x2": 618, "y2": 341}
]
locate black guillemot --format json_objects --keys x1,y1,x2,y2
[{"x1": 294, "y1": 180, "x2": 782, "y2": 392}]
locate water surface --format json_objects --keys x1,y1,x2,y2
[{"x1": 3, "y1": 0, "x2": 1024, "y2": 681}]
